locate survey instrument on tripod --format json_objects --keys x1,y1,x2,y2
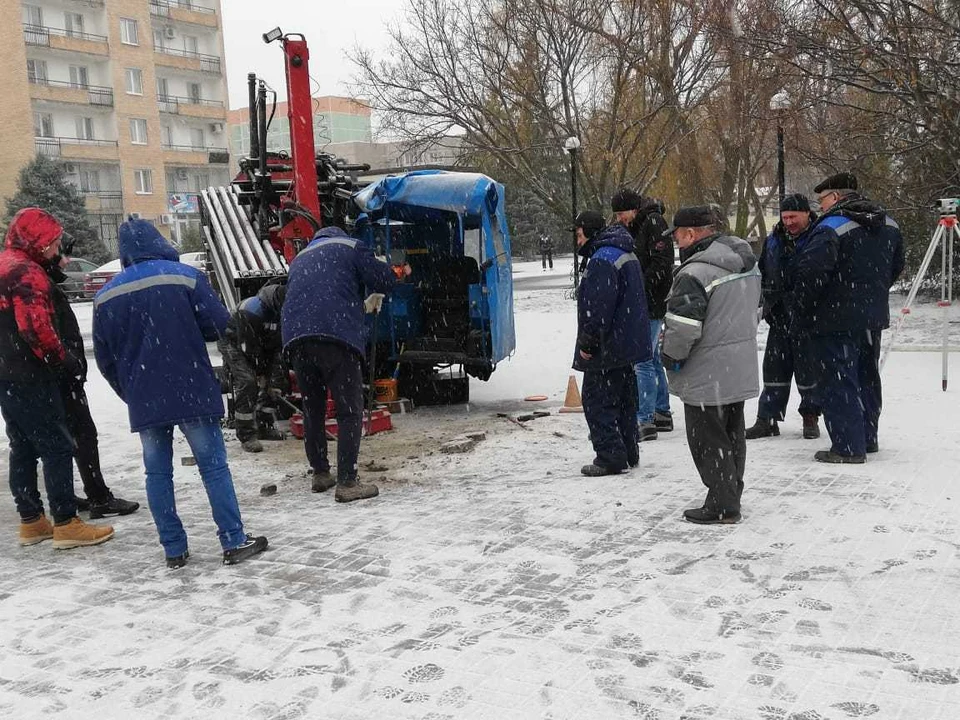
[{"x1": 882, "y1": 199, "x2": 957, "y2": 390}]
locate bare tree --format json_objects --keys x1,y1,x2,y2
[{"x1": 352, "y1": 0, "x2": 720, "y2": 218}]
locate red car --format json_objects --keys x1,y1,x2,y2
[{"x1": 83, "y1": 259, "x2": 122, "y2": 299}]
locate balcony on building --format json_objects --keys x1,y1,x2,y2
[
  {"x1": 81, "y1": 191, "x2": 123, "y2": 214},
  {"x1": 29, "y1": 77, "x2": 114, "y2": 108},
  {"x1": 35, "y1": 137, "x2": 119, "y2": 162},
  {"x1": 161, "y1": 144, "x2": 229, "y2": 166},
  {"x1": 153, "y1": 46, "x2": 221, "y2": 75},
  {"x1": 23, "y1": 24, "x2": 109, "y2": 57},
  {"x1": 149, "y1": 0, "x2": 219, "y2": 29},
  {"x1": 157, "y1": 94, "x2": 224, "y2": 120}
]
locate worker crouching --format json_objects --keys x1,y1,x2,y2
[{"x1": 218, "y1": 283, "x2": 287, "y2": 453}]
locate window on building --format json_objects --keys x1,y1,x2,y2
[
  {"x1": 119, "y1": 18, "x2": 138, "y2": 45},
  {"x1": 161, "y1": 124, "x2": 173, "y2": 147},
  {"x1": 187, "y1": 83, "x2": 202, "y2": 104},
  {"x1": 23, "y1": 4, "x2": 42, "y2": 27},
  {"x1": 27, "y1": 59, "x2": 48, "y2": 85},
  {"x1": 152, "y1": 28, "x2": 165, "y2": 51},
  {"x1": 68, "y1": 65, "x2": 89, "y2": 89},
  {"x1": 64, "y1": 12, "x2": 84, "y2": 37},
  {"x1": 125, "y1": 68, "x2": 143, "y2": 95},
  {"x1": 135, "y1": 169, "x2": 153, "y2": 194},
  {"x1": 191, "y1": 172, "x2": 209, "y2": 192},
  {"x1": 130, "y1": 118, "x2": 148, "y2": 145},
  {"x1": 190, "y1": 128, "x2": 205, "y2": 149},
  {"x1": 183, "y1": 35, "x2": 199, "y2": 56},
  {"x1": 34, "y1": 112, "x2": 54, "y2": 138},
  {"x1": 75, "y1": 117, "x2": 94, "y2": 140},
  {"x1": 156, "y1": 77, "x2": 170, "y2": 100},
  {"x1": 79, "y1": 169, "x2": 100, "y2": 193}
]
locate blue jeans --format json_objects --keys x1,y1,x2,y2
[
  {"x1": 0, "y1": 380, "x2": 77, "y2": 523},
  {"x1": 635, "y1": 319, "x2": 671, "y2": 423},
  {"x1": 139, "y1": 419, "x2": 245, "y2": 558}
]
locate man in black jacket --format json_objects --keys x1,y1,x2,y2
[
  {"x1": 746, "y1": 193, "x2": 822, "y2": 440},
  {"x1": 538, "y1": 233, "x2": 554, "y2": 270},
  {"x1": 217, "y1": 283, "x2": 287, "y2": 453},
  {"x1": 46, "y1": 255, "x2": 140, "y2": 518},
  {"x1": 611, "y1": 188, "x2": 674, "y2": 440}
]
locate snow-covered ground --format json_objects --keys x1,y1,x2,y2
[{"x1": 1, "y1": 259, "x2": 959, "y2": 720}]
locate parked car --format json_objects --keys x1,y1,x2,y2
[
  {"x1": 179, "y1": 251, "x2": 207, "y2": 271},
  {"x1": 58, "y1": 257, "x2": 100, "y2": 300},
  {"x1": 83, "y1": 259, "x2": 122, "y2": 299}
]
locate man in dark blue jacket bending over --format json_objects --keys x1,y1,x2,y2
[
  {"x1": 93, "y1": 219, "x2": 267, "y2": 568},
  {"x1": 573, "y1": 211, "x2": 651, "y2": 476},
  {"x1": 792, "y1": 173, "x2": 904, "y2": 463},
  {"x1": 282, "y1": 225, "x2": 407, "y2": 502}
]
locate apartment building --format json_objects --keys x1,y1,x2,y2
[{"x1": 0, "y1": 0, "x2": 230, "y2": 252}]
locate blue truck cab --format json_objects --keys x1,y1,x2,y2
[{"x1": 354, "y1": 170, "x2": 516, "y2": 403}]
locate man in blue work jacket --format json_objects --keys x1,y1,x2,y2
[{"x1": 792, "y1": 173, "x2": 905, "y2": 463}]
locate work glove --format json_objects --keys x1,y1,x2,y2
[{"x1": 364, "y1": 293, "x2": 385, "y2": 314}]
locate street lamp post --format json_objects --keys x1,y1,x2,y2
[
  {"x1": 564, "y1": 136, "x2": 581, "y2": 289},
  {"x1": 770, "y1": 92, "x2": 790, "y2": 206}
]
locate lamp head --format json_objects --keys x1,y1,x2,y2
[
  {"x1": 563, "y1": 136, "x2": 581, "y2": 152},
  {"x1": 263, "y1": 27, "x2": 284, "y2": 44}
]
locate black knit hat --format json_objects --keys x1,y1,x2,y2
[
  {"x1": 814, "y1": 172, "x2": 858, "y2": 194},
  {"x1": 610, "y1": 188, "x2": 642, "y2": 212},
  {"x1": 780, "y1": 193, "x2": 811, "y2": 213},
  {"x1": 661, "y1": 205, "x2": 716, "y2": 236},
  {"x1": 575, "y1": 210, "x2": 606, "y2": 236}
]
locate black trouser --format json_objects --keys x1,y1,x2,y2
[
  {"x1": 757, "y1": 322, "x2": 820, "y2": 420},
  {"x1": 288, "y1": 339, "x2": 363, "y2": 485},
  {"x1": 582, "y1": 366, "x2": 638, "y2": 471},
  {"x1": 0, "y1": 379, "x2": 77, "y2": 523},
  {"x1": 219, "y1": 339, "x2": 283, "y2": 442},
  {"x1": 541, "y1": 249, "x2": 553, "y2": 269},
  {"x1": 684, "y1": 402, "x2": 746, "y2": 514},
  {"x1": 60, "y1": 381, "x2": 110, "y2": 504}
]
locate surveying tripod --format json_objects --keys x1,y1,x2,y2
[{"x1": 881, "y1": 199, "x2": 958, "y2": 390}]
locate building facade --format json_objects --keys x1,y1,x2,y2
[{"x1": 0, "y1": 0, "x2": 230, "y2": 252}]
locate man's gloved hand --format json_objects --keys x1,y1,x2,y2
[
  {"x1": 364, "y1": 293, "x2": 385, "y2": 314},
  {"x1": 55, "y1": 351, "x2": 84, "y2": 382}
]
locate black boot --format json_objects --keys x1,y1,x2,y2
[
  {"x1": 745, "y1": 416, "x2": 779, "y2": 440},
  {"x1": 814, "y1": 450, "x2": 865, "y2": 464},
  {"x1": 74, "y1": 495, "x2": 90, "y2": 512},
  {"x1": 580, "y1": 463, "x2": 622, "y2": 477},
  {"x1": 222, "y1": 535, "x2": 268, "y2": 565},
  {"x1": 802, "y1": 414, "x2": 821, "y2": 440},
  {"x1": 683, "y1": 506, "x2": 741, "y2": 524},
  {"x1": 258, "y1": 424, "x2": 285, "y2": 441},
  {"x1": 639, "y1": 423, "x2": 658, "y2": 441},
  {"x1": 654, "y1": 411, "x2": 674, "y2": 432},
  {"x1": 166, "y1": 550, "x2": 189, "y2": 569},
  {"x1": 89, "y1": 494, "x2": 140, "y2": 519}
]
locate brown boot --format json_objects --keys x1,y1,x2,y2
[
  {"x1": 335, "y1": 481, "x2": 379, "y2": 503},
  {"x1": 19, "y1": 515, "x2": 54, "y2": 546},
  {"x1": 52, "y1": 517, "x2": 115, "y2": 550},
  {"x1": 802, "y1": 414, "x2": 821, "y2": 439}
]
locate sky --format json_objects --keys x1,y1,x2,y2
[{"x1": 220, "y1": 0, "x2": 403, "y2": 110}]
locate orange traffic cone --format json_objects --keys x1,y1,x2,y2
[{"x1": 558, "y1": 374, "x2": 584, "y2": 414}]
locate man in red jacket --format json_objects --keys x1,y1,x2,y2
[{"x1": 0, "y1": 208, "x2": 114, "y2": 548}]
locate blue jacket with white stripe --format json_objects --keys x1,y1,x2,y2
[
  {"x1": 281, "y1": 226, "x2": 397, "y2": 356},
  {"x1": 792, "y1": 195, "x2": 905, "y2": 335},
  {"x1": 573, "y1": 224, "x2": 651, "y2": 372},
  {"x1": 93, "y1": 220, "x2": 229, "y2": 432}
]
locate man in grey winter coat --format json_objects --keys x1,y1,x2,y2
[{"x1": 661, "y1": 206, "x2": 761, "y2": 524}]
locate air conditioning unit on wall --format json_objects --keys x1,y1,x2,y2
[
  {"x1": 63, "y1": 163, "x2": 77, "y2": 174},
  {"x1": 160, "y1": 214, "x2": 174, "y2": 225},
  {"x1": 176, "y1": 169, "x2": 188, "y2": 181},
  {"x1": 164, "y1": 26, "x2": 176, "y2": 39},
  {"x1": 209, "y1": 122, "x2": 224, "y2": 133}
]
